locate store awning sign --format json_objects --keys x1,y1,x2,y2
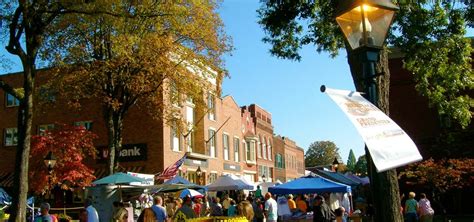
[{"x1": 323, "y1": 87, "x2": 422, "y2": 172}]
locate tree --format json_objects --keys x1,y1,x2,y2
[
  {"x1": 258, "y1": 1, "x2": 473, "y2": 221},
  {"x1": 0, "y1": 2, "x2": 97, "y2": 221},
  {"x1": 29, "y1": 124, "x2": 97, "y2": 194},
  {"x1": 45, "y1": 1, "x2": 230, "y2": 175},
  {"x1": 347, "y1": 149, "x2": 357, "y2": 172},
  {"x1": 305, "y1": 141, "x2": 340, "y2": 167},
  {"x1": 354, "y1": 155, "x2": 368, "y2": 177}
]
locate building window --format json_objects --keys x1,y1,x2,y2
[
  {"x1": 208, "y1": 173, "x2": 218, "y2": 184},
  {"x1": 207, "y1": 93, "x2": 216, "y2": 121},
  {"x1": 223, "y1": 134, "x2": 229, "y2": 160},
  {"x1": 4, "y1": 128, "x2": 18, "y2": 146},
  {"x1": 234, "y1": 137, "x2": 240, "y2": 162},
  {"x1": 6, "y1": 93, "x2": 20, "y2": 107},
  {"x1": 246, "y1": 140, "x2": 256, "y2": 162},
  {"x1": 262, "y1": 137, "x2": 267, "y2": 160},
  {"x1": 38, "y1": 124, "x2": 55, "y2": 136},
  {"x1": 185, "y1": 105, "x2": 194, "y2": 152},
  {"x1": 208, "y1": 129, "x2": 216, "y2": 158},
  {"x1": 39, "y1": 87, "x2": 56, "y2": 102},
  {"x1": 169, "y1": 82, "x2": 179, "y2": 106},
  {"x1": 74, "y1": 121, "x2": 93, "y2": 131},
  {"x1": 257, "y1": 136, "x2": 262, "y2": 158},
  {"x1": 276, "y1": 154, "x2": 284, "y2": 168},
  {"x1": 171, "y1": 126, "x2": 181, "y2": 152},
  {"x1": 267, "y1": 138, "x2": 272, "y2": 160}
]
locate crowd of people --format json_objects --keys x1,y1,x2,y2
[{"x1": 402, "y1": 192, "x2": 435, "y2": 222}]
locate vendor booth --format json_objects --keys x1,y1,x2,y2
[{"x1": 268, "y1": 175, "x2": 351, "y2": 195}]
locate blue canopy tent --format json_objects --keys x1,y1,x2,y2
[
  {"x1": 268, "y1": 175, "x2": 351, "y2": 195},
  {"x1": 313, "y1": 170, "x2": 360, "y2": 187},
  {"x1": 163, "y1": 176, "x2": 191, "y2": 185}
]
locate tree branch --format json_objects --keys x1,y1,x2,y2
[{"x1": 0, "y1": 79, "x2": 23, "y2": 100}]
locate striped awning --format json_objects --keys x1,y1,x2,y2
[
  {"x1": 0, "y1": 171, "x2": 14, "y2": 187},
  {"x1": 94, "y1": 166, "x2": 144, "y2": 180}
]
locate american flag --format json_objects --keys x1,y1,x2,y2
[{"x1": 156, "y1": 153, "x2": 187, "y2": 180}]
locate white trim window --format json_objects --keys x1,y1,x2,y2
[
  {"x1": 6, "y1": 93, "x2": 20, "y2": 107},
  {"x1": 171, "y1": 126, "x2": 181, "y2": 152},
  {"x1": 257, "y1": 136, "x2": 262, "y2": 158},
  {"x1": 207, "y1": 93, "x2": 216, "y2": 121},
  {"x1": 223, "y1": 133, "x2": 229, "y2": 161},
  {"x1": 267, "y1": 138, "x2": 272, "y2": 160},
  {"x1": 208, "y1": 129, "x2": 216, "y2": 158},
  {"x1": 74, "y1": 121, "x2": 93, "y2": 131},
  {"x1": 246, "y1": 140, "x2": 256, "y2": 162},
  {"x1": 262, "y1": 137, "x2": 267, "y2": 160},
  {"x1": 38, "y1": 124, "x2": 55, "y2": 136},
  {"x1": 4, "y1": 128, "x2": 18, "y2": 146},
  {"x1": 233, "y1": 137, "x2": 240, "y2": 162}
]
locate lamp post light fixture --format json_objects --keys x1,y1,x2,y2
[
  {"x1": 336, "y1": 0, "x2": 400, "y2": 221},
  {"x1": 44, "y1": 151, "x2": 57, "y2": 197},
  {"x1": 196, "y1": 166, "x2": 202, "y2": 185},
  {"x1": 261, "y1": 174, "x2": 266, "y2": 183},
  {"x1": 332, "y1": 157, "x2": 340, "y2": 172}
]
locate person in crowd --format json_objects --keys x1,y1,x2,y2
[
  {"x1": 174, "y1": 196, "x2": 196, "y2": 220},
  {"x1": 137, "y1": 208, "x2": 156, "y2": 222},
  {"x1": 287, "y1": 194, "x2": 297, "y2": 212},
  {"x1": 210, "y1": 197, "x2": 223, "y2": 216},
  {"x1": 151, "y1": 196, "x2": 167, "y2": 222},
  {"x1": 296, "y1": 194, "x2": 308, "y2": 213},
  {"x1": 237, "y1": 200, "x2": 254, "y2": 221},
  {"x1": 227, "y1": 200, "x2": 237, "y2": 217},
  {"x1": 418, "y1": 193, "x2": 434, "y2": 222},
  {"x1": 312, "y1": 195, "x2": 334, "y2": 222},
  {"x1": 255, "y1": 186, "x2": 263, "y2": 199},
  {"x1": 35, "y1": 202, "x2": 58, "y2": 222},
  {"x1": 192, "y1": 198, "x2": 202, "y2": 217},
  {"x1": 165, "y1": 197, "x2": 176, "y2": 220},
  {"x1": 404, "y1": 192, "x2": 419, "y2": 222},
  {"x1": 112, "y1": 202, "x2": 128, "y2": 222},
  {"x1": 222, "y1": 193, "x2": 232, "y2": 216},
  {"x1": 248, "y1": 196, "x2": 263, "y2": 222},
  {"x1": 334, "y1": 207, "x2": 345, "y2": 222},
  {"x1": 264, "y1": 192, "x2": 278, "y2": 222},
  {"x1": 201, "y1": 195, "x2": 210, "y2": 217},
  {"x1": 83, "y1": 198, "x2": 99, "y2": 222}
]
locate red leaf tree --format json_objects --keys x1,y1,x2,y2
[
  {"x1": 29, "y1": 124, "x2": 97, "y2": 194},
  {"x1": 399, "y1": 158, "x2": 474, "y2": 194}
]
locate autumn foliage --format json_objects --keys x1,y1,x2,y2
[
  {"x1": 29, "y1": 124, "x2": 97, "y2": 194},
  {"x1": 399, "y1": 158, "x2": 474, "y2": 194}
]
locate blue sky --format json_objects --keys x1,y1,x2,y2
[
  {"x1": 7, "y1": 2, "x2": 470, "y2": 162},
  {"x1": 219, "y1": 1, "x2": 365, "y2": 161}
]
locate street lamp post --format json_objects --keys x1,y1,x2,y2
[
  {"x1": 332, "y1": 157, "x2": 340, "y2": 172},
  {"x1": 196, "y1": 166, "x2": 202, "y2": 185},
  {"x1": 261, "y1": 174, "x2": 266, "y2": 183},
  {"x1": 44, "y1": 151, "x2": 57, "y2": 199},
  {"x1": 336, "y1": 0, "x2": 402, "y2": 221}
]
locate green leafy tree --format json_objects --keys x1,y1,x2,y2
[
  {"x1": 347, "y1": 149, "x2": 357, "y2": 172},
  {"x1": 258, "y1": 1, "x2": 473, "y2": 221},
  {"x1": 45, "y1": 1, "x2": 230, "y2": 175},
  {"x1": 305, "y1": 141, "x2": 340, "y2": 167},
  {"x1": 354, "y1": 155, "x2": 368, "y2": 177},
  {"x1": 0, "y1": 2, "x2": 98, "y2": 221}
]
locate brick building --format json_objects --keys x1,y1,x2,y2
[
  {"x1": 273, "y1": 135, "x2": 305, "y2": 182},
  {"x1": 0, "y1": 71, "x2": 305, "y2": 188}
]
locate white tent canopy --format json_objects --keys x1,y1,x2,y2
[{"x1": 207, "y1": 175, "x2": 254, "y2": 191}]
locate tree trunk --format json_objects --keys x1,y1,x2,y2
[
  {"x1": 347, "y1": 48, "x2": 403, "y2": 222},
  {"x1": 105, "y1": 108, "x2": 124, "y2": 175},
  {"x1": 106, "y1": 109, "x2": 116, "y2": 175},
  {"x1": 9, "y1": 64, "x2": 35, "y2": 222}
]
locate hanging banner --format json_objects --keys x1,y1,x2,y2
[{"x1": 323, "y1": 87, "x2": 422, "y2": 172}]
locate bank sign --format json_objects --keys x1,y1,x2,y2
[{"x1": 98, "y1": 143, "x2": 147, "y2": 162}]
